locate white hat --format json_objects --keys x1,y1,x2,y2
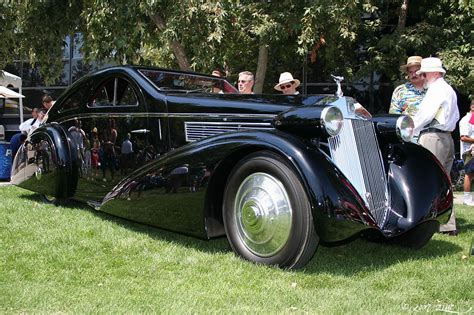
[
  {"x1": 274, "y1": 72, "x2": 300, "y2": 91},
  {"x1": 416, "y1": 57, "x2": 446, "y2": 75}
]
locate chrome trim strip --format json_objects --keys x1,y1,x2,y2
[
  {"x1": 56, "y1": 112, "x2": 276, "y2": 123},
  {"x1": 158, "y1": 119, "x2": 162, "y2": 140},
  {"x1": 113, "y1": 78, "x2": 118, "y2": 106},
  {"x1": 170, "y1": 113, "x2": 276, "y2": 119}
]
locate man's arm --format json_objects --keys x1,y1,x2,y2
[
  {"x1": 412, "y1": 88, "x2": 442, "y2": 136},
  {"x1": 389, "y1": 85, "x2": 404, "y2": 114},
  {"x1": 460, "y1": 135, "x2": 474, "y2": 143},
  {"x1": 459, "y1": 117, "x2": 473, "y2": 143}
]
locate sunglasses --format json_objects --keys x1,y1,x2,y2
[
  {"x1": 238, "y1": 80, "x2": 251, "y2": 83},
  {"x1": 280, "y1": 84, "x2": 292, "y2": 90}
]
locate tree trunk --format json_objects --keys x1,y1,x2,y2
[
  {"x1": 169, "y1": 40, "x2": 192, "y2": 71},
  {"x1": 397, "y1": 0, "x2": 409, "y2": 30},
  {"x1": 253, "y1": 44, "x2": 268, "y2": 94},
  {"x1": 150, "y1": 13, "x2": 191, "y2": 71}
]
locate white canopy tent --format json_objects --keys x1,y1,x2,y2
[
  {"x1": 0, "y1": 86, "x2": 25, "y2": 99},
  {"x1": 0, "y1": 70, "x2": 24, "y2": 122}
]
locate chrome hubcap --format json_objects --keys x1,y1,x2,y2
[{"x1": 235, "y1": 172, "x2": 292, "y2": 257}]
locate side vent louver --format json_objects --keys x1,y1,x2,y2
[{"x1": 185, "y1": 121, "x2": 273, "y2": 142}]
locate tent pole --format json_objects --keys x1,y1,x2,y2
[{"x1": 19, "y1": 86, "x2": 24, "y2": 123}]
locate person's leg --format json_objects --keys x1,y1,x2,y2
[
  {"x1": 420, "y1": 133, "x2": 457, "y2": 233},
  {"x1": 463, "y1": 173, "x2": 473, "y2": 204},
  {"x1": 440, "y1": 135, "x2": 456, "y2": 232},
  {"x1": 464, "y1": 157, "x2": 474, "y2": 205}
]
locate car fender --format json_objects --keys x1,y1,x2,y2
[
  {"x1": 386, "y1": 142, "x2": 453, "y2": 230},
  {"x1": 11, "y1": 123, "x2": 79, "y2": 198},
  {"x1": 102, "y1": 130, "x2": 377, "y2": 243}
]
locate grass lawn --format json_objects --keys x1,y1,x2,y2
[{"x1": 1, "y1": 185, "x2": 473, "y2": 313}]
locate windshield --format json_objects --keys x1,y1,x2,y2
[{"x1": 138, "y1": 69, "x2": 238, "y2": 94}]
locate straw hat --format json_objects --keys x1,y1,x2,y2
[
  {"x1": 416, "y1": 57, "x2": 446, "y2": 74},
  {"x1": 274, "y1": 72, "x2": 300, "y2": 91},
  {"x1": 400, "y1": 56, "x2": 422, "y2": 72}
]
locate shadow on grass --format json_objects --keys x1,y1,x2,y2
[
  {"x1": 19, "y1": 192, "x2": 465, "y2": 275},
  {"x1": 19, "y1": 192, "x2": 231, "y2": 255},
  {"x1": 456, "y1": 217, "x2": 474, "y2": 233},
  {"x1": 301, "y1": 238, "x2": 462, "y2": 275}
]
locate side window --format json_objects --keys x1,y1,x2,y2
[
  {"x1": 117, "y1": 80, "x2": 138, "y2": 106},
  {"x1": 89, "y1": 77, "x2": 138, "y2": 108},
  {"x1": 93, "y1": 85, "x2": 111, "y2": 106}
]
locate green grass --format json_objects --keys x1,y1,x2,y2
[{"x1": 1, "y1": 185, "x2": 473, "y2": 313}]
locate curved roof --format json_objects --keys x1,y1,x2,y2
[{"x1": 0, "y1": 70, "x2": 22, "y2": 88}]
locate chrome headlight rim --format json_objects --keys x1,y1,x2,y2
[
  {"x1": 321, "y1": 106, "x2": 344, "y2": 136},
  {"x1": 396, "y1": 115, "x2": 414, "y2": 142}
]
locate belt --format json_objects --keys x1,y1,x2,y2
[{"x1": 420, "y1": 127, "x2": 450, "y2": 135}]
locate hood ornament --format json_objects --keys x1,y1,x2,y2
[{"x1": 331, "y1": 74, "x2": 344, "y2": 98}]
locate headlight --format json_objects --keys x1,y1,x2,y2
[
  {"x1": 321, "y1": 106, "x2": 343, "y2": 136},
  {"x1": 396, "y1": 115, "x2": 414, "y2": 142}
]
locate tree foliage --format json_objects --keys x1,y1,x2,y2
[
  {"x1": 363, "y1": 0, "x2": 473, "y2": 96},
  {"x1": 0, "y1": 0, "x2": 472, "y2": 97},
  {"x1": 0, "y1": 1, "x2": 83, "y2": 84}
]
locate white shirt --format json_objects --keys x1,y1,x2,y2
[
  {"x1": 413, "y1": 77, "x2": 459, "y2": 137},
  {"x1": 459, "y1": 112, "x2": 474, "y2": 157},
  {"x1": 68, "y1": 126, "x2": 85, "y2": 149},
  {"x1": 19, "y1": 117, "x2": 41, "y2": 134},
  {"x1": 121, "y1": 139, "x2": 133, "y2": 154}
]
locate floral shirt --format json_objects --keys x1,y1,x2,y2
[{"x1": 389, "y1": 83, "x2": 425, "y2": 117}]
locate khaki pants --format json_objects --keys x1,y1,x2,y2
[{"x1": 419, "y1": 132, "x2": 456, "y2": 232}]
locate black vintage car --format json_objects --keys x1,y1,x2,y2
[{"x1": 11, "y1": 66, "x2": 452, "y2": 269}]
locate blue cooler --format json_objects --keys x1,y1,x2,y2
[{"x1": 0, "y1": 141, "x2": 12, "y2": 180}]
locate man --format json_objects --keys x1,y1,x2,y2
[
  {"x1": 459, "y1": 98, "x2": 474, "y2": 205},
  {"x1": 68, "y1": 119, "x2": 85, "y2": 168},
  {"x1": 238, "y1": 71, "x2": 254, "y2": 94},
  {"x1": 211, "y1": 69, "x2": 225, "y2": 93},
  {"x1": 211, "y1": 69, "x2": 224, "y2": 77},
  {"x1": 19, "y1": 107, "x2": 42, "y2": 134},
  {"x1": 9, "y1": 132, "x2": 27, "y2": 160},
  {"x1": 120, "y1": 133, "x2": 134, "y2": 175},
  {"x1": 274, "y1": 72, "x2": 300, "y2": 95},
  {"x1": 413, "y1": 57, "x2": 460, "y2": 235},
  {"x1": 42, "y1": 95, "x2": 54, "y2": 111},
  {"x1": 389, "y1": 56, "x2": 425, "y2": 117}
]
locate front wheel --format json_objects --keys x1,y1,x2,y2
[{"x1": 223, "y1": 151, "x2": 318, "y2": 269}]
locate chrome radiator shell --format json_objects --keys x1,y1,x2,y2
[{"x1": 329, "y1": 119, "x2": 390, "y2": 228}]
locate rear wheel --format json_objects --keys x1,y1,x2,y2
[{"x1": 223, "y1": 151, "x2": 318, "y2": 269}]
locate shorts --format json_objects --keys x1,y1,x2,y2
[{"x1": 463, "y1": 152, "x2": 474, "y2": 174}]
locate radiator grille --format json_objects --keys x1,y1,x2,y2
[
  {"x1": 185, "y1": 121, "x2": 274, "y2": 142},
  {"x1": 329, "y1": 119, "x2": 389, "y2": 227}
]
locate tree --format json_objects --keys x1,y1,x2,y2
[
  {"x1": 361, "y1": 0, "x2": 473, "y2": 97},
  {"x1": 1, "y1": 1, "x2": 471, "y2": 100},
  {"x1": 0, "y1": 1, "x2": 83, "y2": 85}
]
